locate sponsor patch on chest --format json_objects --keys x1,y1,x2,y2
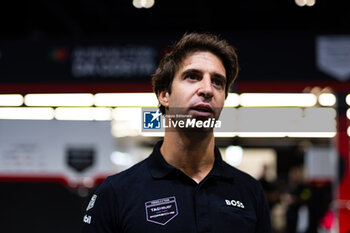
[
  {"x1": 86, "y1": 194, "x2": 97, "y2": 211},
  {"x1": 83, "y1": 215, "x2": 91, "y2": 224},
  {"x1": 225, "y1": 199, "x2": 245, "y2": 209},
  {"x1": 145, "y1": 196, "x2": 178, "y2": 225}
]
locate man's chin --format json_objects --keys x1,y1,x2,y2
[
  {"x1": 183, "y1": 117, "x2": 218, "y2": 132},
  {"x1": 179, "y1": 126, "x2": 214, "y2": 134}
]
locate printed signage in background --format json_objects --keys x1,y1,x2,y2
[
  {"x1": 305, "y1": 146, "x2": 337, "y2": 182},
  {"x1": 71, "y1": 46, "x2": 157, "y2": 79},
  {"x1": 2, "y1": 34, "x2": 350, "y2": 88},
  {"x1": 316, "y1": 36, "x2": 350, "y2": 81},
  {"x1": 0, "y1": 120, "x2": 116, "y2": 188},
  {"x1": 0, "y1": 41, "x2": 158, "y2": 83}
]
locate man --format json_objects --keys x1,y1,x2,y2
[{"x1": 82, "y1": 32, "x2": 272, "y2": 233}]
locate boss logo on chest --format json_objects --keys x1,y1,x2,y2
[{"x1": 225, "y1": 199, "x2": 245, "y2": 209}]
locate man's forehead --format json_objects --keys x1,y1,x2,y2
[{"x1": 177, "y1": 51, "x2": 226, "y2": 76}]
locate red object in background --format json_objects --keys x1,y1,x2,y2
[
  {"x1": 0, "y1": 82, "x2": 153, "y2": 94},
  {"x1": 51, "y1": 47, "x2": 69, "y2": 62},
  {"x1": 0, "y1": 80, "x2": 350, "y2": 231},
  {"x1": 336, "y1": 115, "x2": 350, "y2": 233},
  {"x1": 319, "y1": 210, "x2": 334, "y2": 230}
]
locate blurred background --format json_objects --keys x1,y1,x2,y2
[{"x1": 0, "y1": 0, "x2": 350, "y2": 232}]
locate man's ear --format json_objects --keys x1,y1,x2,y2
[{"x1": 158, "y1": 90, "x2": 169, "y2": 108}]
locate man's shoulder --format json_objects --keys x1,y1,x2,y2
[{"x1": 106, "y1": 157, "x2": 151, "y2": 187}]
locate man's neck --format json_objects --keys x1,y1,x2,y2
[{"x1": 160, "y1": 130, "x2": 215, "y2": 184}]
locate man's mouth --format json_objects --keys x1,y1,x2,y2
[{"x1": 190, "y1": 104, "x2": 214, "y2": 116}]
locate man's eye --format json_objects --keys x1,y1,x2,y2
[
  {"x1": 212, "y1": 79, "x2": 224, "y2": 87},
  {"x1": 185, "y1": 74, "x2": 199, "y2": 80}
]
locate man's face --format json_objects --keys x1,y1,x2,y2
[{"x1": 159, "y1": 51, "x2": 226, "y2": 120}]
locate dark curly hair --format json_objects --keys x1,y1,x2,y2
[{"x1": 152, "y1": 32, "x2": 239, "y2": 114}]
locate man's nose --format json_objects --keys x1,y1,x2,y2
[{"x1": 198, "y1": 75, "x2": 214, "y2": 98}]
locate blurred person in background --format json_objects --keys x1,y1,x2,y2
[
  {"x1": 283, "y1": 165, "x2": 311, "y2": 233},
  {"x1": 259, "y1": 164, "x2": 284, "y2": 233},
  {"x1": 259, "y1": 164, "x2": 281, "y2": 210},
  {"x1": 82, "y1": 32, "x2": 271, "y2": 233}
]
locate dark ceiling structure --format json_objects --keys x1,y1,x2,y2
[
  {"x1": 1, "y1": 0, "x2": 350, "y2": 37},
  {"x1": 1, "y1": 0, "x2": 350, "y2": 95}
]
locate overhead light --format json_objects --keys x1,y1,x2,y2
[
  {"x1": 95, "y1": 93, "x2": 158, "y2": 107},
  {"x1": 55, "y1": 107, "x2": 112, "y2": 121},
  {"x1": 143, "y1": 0, "x2": 154, "y2": 8},
  {"x1": 237, "y1": 132, "x2": 287, "y2": 137},
  {"x1": 112, "y1": 108, "x2": 142, "y2": 137},
  {"x1": 214, "y1": 132, "x2": 237, "y2": 137},
  {"x1": 295, "y1": 0, "x2": 315, "y2": 7},
  {"x1": 0, "y1": 94, "x2": 23, "y2": 106},
  {"x1": 224, "y1": 93, "x2": 239, "y2": 107},
  {"x1": 132, "y1": 0, "x2": 143, "y2": 8},
  {"x1": 306, "y1": 0, "x2": 316, "y2": 7},
  {"x1": 240, "y1": 93, "x2": 317, "y2": 107},
  {"x1": 110, "y1": 151, "x2": 133, "y2": 166},
  {"x1": 112, "y1": 107, "x2": 141, "y2": 121},
  {"x1": 93, "y1": 108, "x2": 113, "y2": 121},
  {"x1": 0, "y1": 107, "x2": 54, "y2": 120},
  {"x1": 140, "y1": 132, "x2": 164, "y2": 137},
  {"x1": 295, "y1": 0, "x2": 307, "y2": 7},
  {"x1": 132, "y1": 0, "x2": 155, "y2": 9},
  {"x1": 318, "y1": 93, "x2": 336, "y2": 106},
  {"x1": 346, "y1": 94, "x2": 350, "y2": 106},
  {"x1": 224, "y1": 145, "x2": 243, "y2": 167},
  {"x1": 235, "y1": 132, "x2": 336, "y2": 138},
  {"x1": 25, "y1": 93, "x2": 94, "y2": 106},
  {"x1": 347, "y1": 109, "x2": 350, "y2": 120},
  {"x1": 287, "y1": 132, "x2": 336, "y2": 138}
]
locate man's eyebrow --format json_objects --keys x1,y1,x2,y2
[
  {"x1": 213, "y1": 73, "x2": 227, "y2": 83},
  {"x1": 181, "y1": 69, "x2": 226, "y2": 81},
  {"x1": 181, "y1": 69, "x2": 202, "y2": 77}
]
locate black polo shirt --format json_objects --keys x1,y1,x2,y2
[{"x1": 82, "y1": 140, "x2": 271, "y2": 233}]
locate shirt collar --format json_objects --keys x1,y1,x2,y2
[
  {"x1": 148, "y1": 140, "x2": 234, "y2": 181},
  {"x1": 209, "y1": 146, "x2": 235, "y2": 181},
  {"x1": 148, "y1": 140, "x2": 176, "y2": 179}
]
